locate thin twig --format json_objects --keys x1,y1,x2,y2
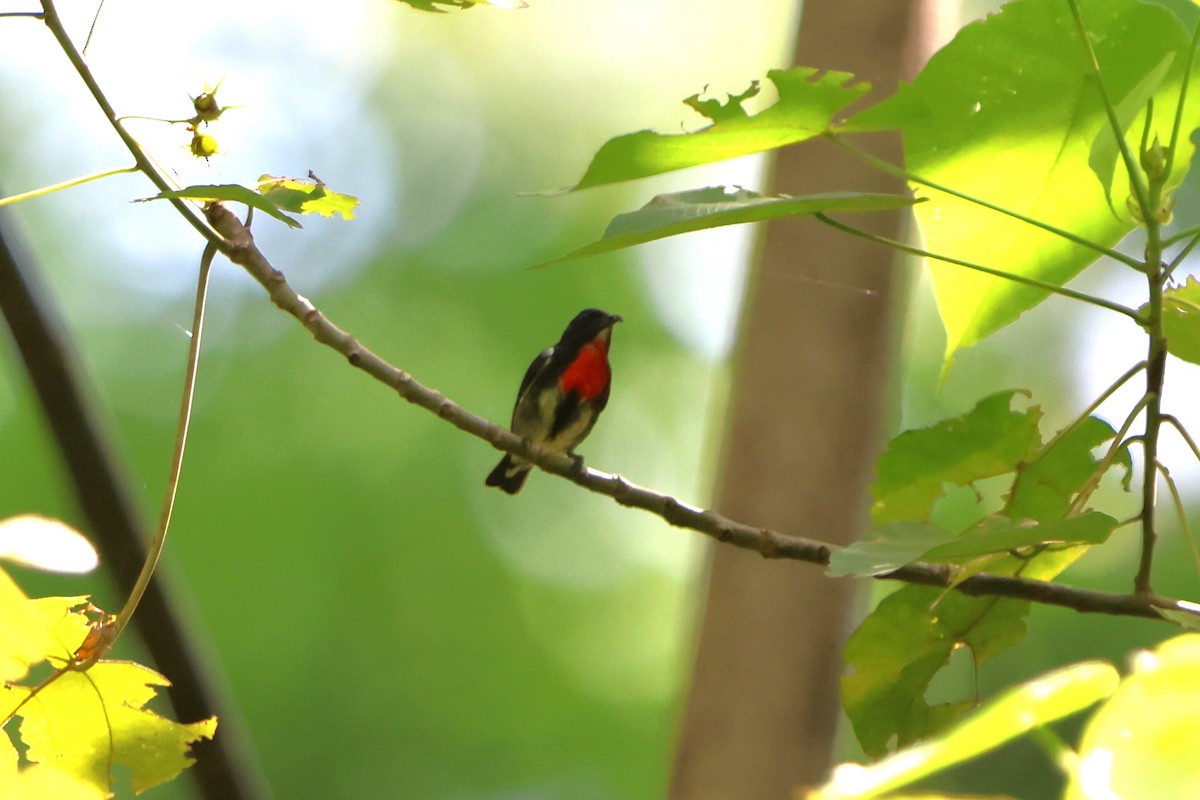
[{"x1": 82, "y1": 0, "x2": 106, "y2": 56}]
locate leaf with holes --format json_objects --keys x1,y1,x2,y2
[
  {"x1": 1148, "y1": 277, "x2": 1200, "y2": 365},
  {"x1": 871, "y1": 391, "x2": 1042, "y2": 524},
  {"x1": 565, "y1": 67, "x2": 871, "y2": 191}
]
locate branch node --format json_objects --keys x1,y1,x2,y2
[
  {"x1": 758, "y1": 528, "x2": 780, "y2": 559},
  {"x1": 611, "y1": 475, "x2": 637, "y2": 507},
  {"x1": 660, "y1": 495, "x2": 685, "y2": 523}
]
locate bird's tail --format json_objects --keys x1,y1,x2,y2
[{"x1": 485, "y1": 454, "x2": 531, "y2": 494}]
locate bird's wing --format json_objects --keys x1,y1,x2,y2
[{"x1": 514, "y1": 346, "x2": 554, "y2": 407}]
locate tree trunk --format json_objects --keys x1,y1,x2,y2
[{"x1": 669, "y1": 2, "x2": 953, "y2": 797}]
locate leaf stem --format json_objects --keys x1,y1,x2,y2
[
  {"x1": 109, "y1": 243, "x2": 214, "y2": 648},
  {"x1": 0, "y1": 166, "x2": 137, "y2": 207},
  {"x1": 1070, "y1": 396, "x2": 1147, "y2": 515},
  {"x1": 1163, "y1": 223, "x2": 1200, "y2": 248},
  {"x1": 1165, "y1": 228, "x2": 1200, "y2": 279},
  {"x1": 1067, "y1": 0, "x2": 1153, "y2": 225},
  {"x1": 812, "y1": 213, "x2": 1140, "y2": 320},
  {"x1": 1032, "y1": 360, "x2": 1146, "y2": 460},
  {"x1": 1029, "y1": 725, "x2": 1079, "y2": 776},
  {"x1": 827, "y1": 135, "x2": 1144, "y2": 270},
  {"x1": 1157, "y1": 460, "x2": 1200, "y2": 578},
  {"x1": 1162, "y1": 414, "x2": 1200, "y2": 464},
  {"x1": 1163, "y1": 18, "x2": 1200, "y2": 192}
]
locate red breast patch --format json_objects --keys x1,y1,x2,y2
[{"x1": 561, "y1": 340, "x2": 611, "y2": 399}]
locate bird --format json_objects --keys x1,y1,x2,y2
[{"x1": 486, "y1": 308, "x2": 622, "y2": 494}]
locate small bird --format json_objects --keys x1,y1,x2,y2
[{"x1": 486, "y1": 308, "x2": 622, "y2": 494}]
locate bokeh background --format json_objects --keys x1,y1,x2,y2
[{"x1": 1, "y1": 0, "x2": 1199, "y2": 797}]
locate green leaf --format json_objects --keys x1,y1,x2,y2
[
  {"x1": 815, "y1": 661, "x2": 1118, "y2": 799},
  {"x1": 566, "y1": 67, "x2": 871, "y2": 191},
  {"x1": 1007, "y1": 416, "x2": 1129, "y2": 520},
  {"x1": 256, "y1": 174, "x2": 359, "y2": 220},
  {"x1": 1157, "y1": 604, "x2": 1200, "y2": 630},
  {"x1": 842, "y1": 585, "x2": 1031, "y2": 758},
  {"x1": 143, "y1": 184, "x2": 301, "y2": 228},
  {"x1": 7, "y1": 662, "x2": 217, "y2": 795},
  {"x1": 921, "y1": 512, "x2": 1117, "y2": 563},
  {"x1": 828, "y1": 521, "x2": 955, "y2": 578},
  {"x1": 538, "y1": 187, "x2": 917, "y2": 266},
  {"x1": 889, "y1": 0, "x2": 1200, "y2": 364},
  {"x1": 1066, "y1": 634, "x2": 1200, "y2": 800},
  {"x1": 1154, "y1": 276, "x2": 1200, "y2": 364},
  {"x1": 871, "y1": 391, "x2": 1042, "y2": 524},
  {"x1": 143, "y1": 176, "x2": 359, "y2": 228},
  {"x1": 832, "y1": 512, "x2": 1118, "y2": 578}
]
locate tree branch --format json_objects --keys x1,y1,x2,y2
[{"x1": 204, "y1": 202, "x2": 1196, "y2": 625}]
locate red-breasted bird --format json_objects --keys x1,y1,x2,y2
[{"x1": 486, "y1": 308, "x2": 622, "y2": 494}]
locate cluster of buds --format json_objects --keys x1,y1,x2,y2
[
  {"x1": 1128, "y1": 135, "x2": 1176, "y2": 226},
  {"x1": 185, "y1": 82, "x2": 232, "y2": 160}
]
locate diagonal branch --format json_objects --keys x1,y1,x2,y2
[{"x1": 204, "y1": 202, "x2": 1196, "y2": 625}]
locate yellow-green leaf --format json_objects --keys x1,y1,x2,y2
[
  {"x1": 11, "y1": 661, "x2": 216, "y2": 795},
  {"x1": 1067, "y1": 634, "x2": 1200, "y2": 800},
  {"x1": 817, "y1": 661, "x2": 1118, "y2": 799},
  {"x1": 566, "y1": 67, "x2": 871, "y2": 191},
  {"x1": 0, "y1": 572, "x2": 56, "y2": 685},
  {"x1": 257, "y1": 174, "x2": 358, "y2": 220}
]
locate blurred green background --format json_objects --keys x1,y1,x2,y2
[{"x1": 3, "y1": 0, "x2": 1200, "y2": 798}]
